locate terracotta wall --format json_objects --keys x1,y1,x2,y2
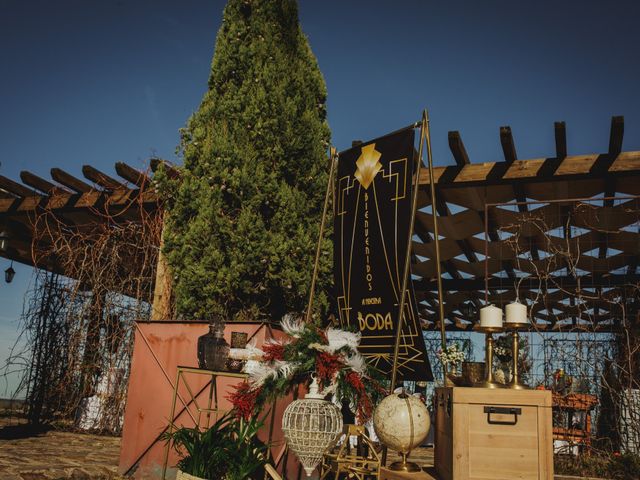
[{"x1": 118, "y1": 321, "x2": 301, "y2": 479}]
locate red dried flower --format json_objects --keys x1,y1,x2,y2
[
  {"x1": 317, "y1": 329, "x2": 328, "y2": 343},
  {"x1": 316, "y1": 352, "x2": 343, "y2": 387},
  {"x1": 228, "y1": 381, "x2": 261, "y2": 420},
  {"x1": 263, "y1": 342, "x2": 285, "y2": 362},
  {"x1": 346, "y1": 371, "x2": 373, "y2": 422}
]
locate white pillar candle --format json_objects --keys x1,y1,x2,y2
[
  {"x1": 506, "y1": 301, "x2": 528, "y2": 324},
  {"x1": 480, "y1": 305, "x2": 503, "y2": 328}
]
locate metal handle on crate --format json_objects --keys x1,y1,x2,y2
[{"x1": 484, "y1": 406, "x2": 522, "y2": 425}]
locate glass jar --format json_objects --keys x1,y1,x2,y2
[{"x1": 197, "y1": 321, "x2": 229, "y2": 371}]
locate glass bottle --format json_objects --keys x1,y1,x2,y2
[{"x1": 197, "y1": 318, "x2": 229, "y2": 371}]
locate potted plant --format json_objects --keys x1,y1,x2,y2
[{"x1": 163, "y1": 411, "x2": 268, "y2": 480}]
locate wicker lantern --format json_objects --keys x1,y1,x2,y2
[{"x1": 282, "y1": 376, "x2": 343, "y2": 477}]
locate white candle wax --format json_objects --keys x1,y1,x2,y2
[
  {"x1": 506, "y1": 301, "x2": 528, "y2": 324},
  {"x1": 480, "y1": 305, "x2": 503, "y2": 328}
]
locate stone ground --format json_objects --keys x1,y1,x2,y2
[
  {"x1": 0, "y1": 413, "x2": 602, "y2": 480},
  {"x1": 0, "y1": 414, "x2": 123, "y2": 480}
]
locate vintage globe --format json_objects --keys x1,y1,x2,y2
[
  {"x1": 373, "y1": 392, "x2": 431, "y2": 471},
  {"x1": 282, "y1": 378, "x2": 343, "y2": 477}
]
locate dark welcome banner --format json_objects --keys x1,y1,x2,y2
[{"x1": 334, "y1": 129, "x2": 433, "y2": 381}]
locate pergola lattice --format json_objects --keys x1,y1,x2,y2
[{"x1": 413, "y1": 117, "x2": 640, "y2": 332}]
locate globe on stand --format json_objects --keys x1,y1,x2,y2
[{"x1": 373, "y1": 392, "x2": 430, "y2": 472}]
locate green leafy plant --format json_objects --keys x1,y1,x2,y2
[
  {"x1": 163, "y1": 411, "x2": 268, "y2": 480},
  {"x1": 156, "y1": 0, "x2": 332, "y2": 322}
]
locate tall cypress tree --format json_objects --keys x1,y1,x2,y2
[{"x1": 159, "y1": 0, "x2": 331, "y2": 321}]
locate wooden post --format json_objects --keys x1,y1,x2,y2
[{"x1": 150, "y1": 219, "x2": 173, "y2": 321}]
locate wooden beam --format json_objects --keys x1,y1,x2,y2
[
  {"x1": 418, "y1": 151, "x2": 640, "y2": 187},
  {"x1": 554, "y1": 121, "x2": 567, "y2": 159},
  {"x1": 51, "y1": 168, "x2": 92, "y2": 193},
  {"x1": 150, "y1": 158, "x2": 180, "y2": 179},
  {"x1": 115, "y1": 162, "x2": 152, "y2": 188},
  {"x1": 596, "y1": 117, "x2": 623, "y2": 256},
  {"x1": 500, "y1": 126, "x2": 517, "y2": 165},
  {"x1": 82, "y1": 165, "x2": 128, "y2": 191},
  {"x1": 448, "y1": 131, "x2": 470, "y2": 166},
  {"x1": 0, "y1": 189, "x2": 16, "y2": 199},
  {"x1": 415, "y1": 273, "x2": 640, "y2": 292},
  {"x1": 20, "y1": 171, "x2": 70, "y2": 196},
  {"x1": 0, "y1": 175, "x2": 39, "y2": 199},
  {"x1": 609, "y1": 115, "x2": 624, "y2": 156}
]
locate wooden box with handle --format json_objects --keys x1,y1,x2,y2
[{"x1": 434, "y1": 387, "x2": 553, "y2": 480}]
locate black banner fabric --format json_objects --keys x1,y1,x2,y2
[{"x1": 334, "y1": 129, "x2": 433, "y2": 381}]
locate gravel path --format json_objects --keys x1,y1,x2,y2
[{"x1": 0, "y1": 415, "x2": 122, "y2": 480}]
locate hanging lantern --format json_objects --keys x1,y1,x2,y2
[
  {"x1": 461, "y1": 301, "x2": 476, "y2": 319},
  {"x1": 4, "y1": 261, "x2": 15, "y2": 284},
  {"x1": 282, "y1": 376, "x2": 343, "y2": 477}
]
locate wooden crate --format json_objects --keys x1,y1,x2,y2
[{"x1": 434, "y1": 387, "x2": 553, "y2": 480}]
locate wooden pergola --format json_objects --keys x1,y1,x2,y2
[
  {"x1": 0, "y1": 160, "x2": 179, "y2": 273},
  {"x1": 413, "y1": 116, "x2": 640, "y2": 332},
  {"x1": 0, "y1": 117, "x2": 638, "y2": 332}
]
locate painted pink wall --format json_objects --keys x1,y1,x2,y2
[{"x1": 119, "y1": 321, "x2": 301, "y2": 479}]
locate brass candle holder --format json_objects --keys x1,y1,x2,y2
[
  {"x1": 474, "y1": 326, "x2": 506, "y2": 389},
  {"x1": 505, "y1": 322, "x2": 529, "y2": 390}
]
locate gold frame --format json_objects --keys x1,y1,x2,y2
[
  {"x1": 321, "y1": 424, "x2": 382, "y2": 480},
  {"x1": 389, "y1": 109, "x2": 447, "y2": 390},
  {"x1": 161, "y1": 367, "x2": 248, "y2": 479}
]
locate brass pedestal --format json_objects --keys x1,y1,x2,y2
[
  {"x1": 505, "y1": 322, "x2": 530, "y2": 390},
  {"x1": 474, "y1": 326, "x2": 505, "y2": 389},
  {"x1": 388, "y1": 452, "x2": 422, "y2": 473}
]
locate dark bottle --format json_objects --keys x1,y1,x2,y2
[{"x1": 197, "y1": 321, "x2": 229, "y2": 371}]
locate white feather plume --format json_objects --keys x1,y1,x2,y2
[
  {"x1": 246, "y1": 340, "x2": 266, "y2": 360},
  {"x1": 274, "y1": 360, "x2": 295, "y2": 379},
  {"x1": 280, "y1": 314, "x2": 305, "y2": 338},
  {"x1": 229, "y1": 340, "x2": 264, "y2": 360},
  {"x1": 243, "y1": 359, "x2": 278, "y2": 386},
  {"x1": 229, "y1": 339, "x2": 265, "y2": 361},
  {"x1": 342, "y1": 352, "x2": 367, "y2": 375},
  {"x1": 263, "y1": 337, "x2": 288, "y2": 348},
  {"x1": 322, "y1": 381, "x2": 338, "y2": 397},
  {"x1": 325, "y1": 328, "x2": 361, "y2": 353}
]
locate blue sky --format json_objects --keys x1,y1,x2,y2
[{"x1": 1, "y1": 0, "x2": 639, "y2": 396}]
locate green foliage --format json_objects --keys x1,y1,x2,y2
[
  {"x1": 163, "y1": 411, "x2": 268, "y2": 480},
  {"x1": 157, "y1": 0, "x2": 331, "y2": 321}
]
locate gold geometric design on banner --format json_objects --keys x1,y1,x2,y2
[{"x1": 354, "y1": 143, "x2": 382, "y2": 189}]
